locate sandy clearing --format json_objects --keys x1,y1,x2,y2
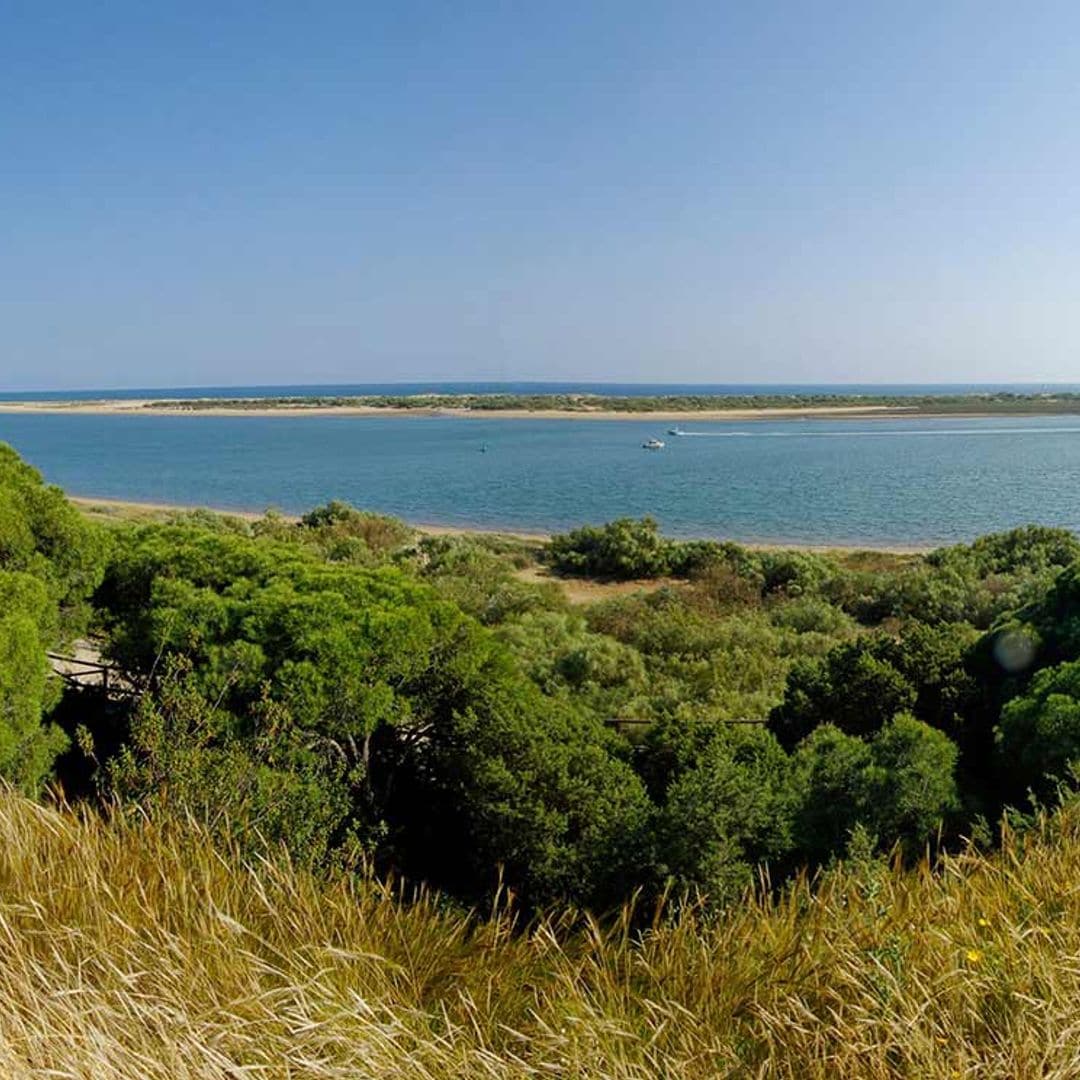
[{"x1": 513, "y1": 565, "x2": 683, "y2": 604}]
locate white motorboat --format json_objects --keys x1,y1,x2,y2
[{"x1": 642, "y1": 438, "x2": 665, "y2": 450}]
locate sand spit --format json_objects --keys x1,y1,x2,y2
[{"x1": 0, "y1": 399, "x2": 917, "y2": 421}]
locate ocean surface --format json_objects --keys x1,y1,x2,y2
[{"x1": 2, "y1": 410, "x2": 1080, "y2": 546}]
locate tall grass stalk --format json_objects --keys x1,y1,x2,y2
[{"x1": 2, "y1": 792, "x2": 1080, "y2": 1077}]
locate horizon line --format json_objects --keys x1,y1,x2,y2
[{"x1": 4, "y1": 379, "x2": 1080, "y2": 396}]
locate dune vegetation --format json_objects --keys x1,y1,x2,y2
[
  {"x1": 5, "y1": 788, "x2": 1080, "y2": 1077},
  {"x1": 134, "y1": 389, "x2": 1080, "y2": 415}
]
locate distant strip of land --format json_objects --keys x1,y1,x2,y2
[{"x1": 4, "y1": 391, "x2": 1080, "y2": 420}]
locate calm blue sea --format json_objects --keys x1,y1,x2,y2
[{"x1": 2, "y1": 410, "x2": 1080, "y2": 546}]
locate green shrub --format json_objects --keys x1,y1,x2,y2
[
  {"x1": 650, "y1": 722, "x2": 796, "y2": 901},
  {"x1": 769, "y1": 639, "x2": 916, "y2": 750},
  {"x1": 793, "y1": 715, "x2": 959, "y2": 859},
  {"x1": 546, "y1": 517, "x2": 675, "y2": 578},
  {"x1": 769, "y1": 597, "x2": 855, "y2": 636},
  {"x1": 0, "y1": 445, "x2": 106, "y2": 790},
  {"x1": 94, "y1": 522, "x2": 652, "y2": 907},
  {"x1": 997, "y1": 660, "x2": 1080, "y2": 797}
]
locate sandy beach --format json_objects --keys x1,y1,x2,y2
[
  {"x1": 69, "y1": 496, "x2": 552, "y2": 543},
  {"x1": 0, "y1": 399, "x2": 920, "y2": 421},
  {"x1": 69, "y1": 495, "x2": 932, "y2": 554}
]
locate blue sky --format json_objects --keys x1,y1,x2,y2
[{"x1": 3, "y1": 1, "x2": 1080, "y2": 389}]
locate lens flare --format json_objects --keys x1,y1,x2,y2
[{"x1": 993, "y1": 630, "x2": 1037, "y2": 673}]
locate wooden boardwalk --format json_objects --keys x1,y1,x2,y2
[
  {"x1": 47, "y1": 644, "x2": 134, "y2": 699},
  {"x1": 605, "y1": 716, "x2": 766, "y2": 733}
]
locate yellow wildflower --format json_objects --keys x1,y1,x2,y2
[
  {"x1": 965, "y1": 949, "x2": 983, "y2": 964},
  {"x1": 977, "y1": 917, "x2": 990, "y2": 928}
]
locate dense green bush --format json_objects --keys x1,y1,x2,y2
[
  {"x1": 996, "y1": 660, "x2": 1080, "y2": 797},
  {"x1": 299, "y1": 500, "x2": 415, "y2": 557},
  {"x1": 792, "y1": 715, "x2": 959, "y2": 860},
  {"x1": 497, "y1": 610, "x2": 647, "y2": 717},
  {"x1": 409, "y1": 534, "x2": 562, "y2": 624},
  {"x1": 546, "y1": 517, "x2": 676, "y2": 578},
  {"x1": 1007, "y1": 562, "x2": 1080, "y2": 668},
  {"x1": 768, "y1": 596, "x2": 856, "y2": 636},
  {"x1": 547, "y1": 520, "x2": 1078, "y2": 632},
  {"x1": 585, "y1": 590, "x2": 834, "y2": 722},
  {"x1": 3, "y1": 440, "x2": 1077, "y2": 911},
  {"x1": 106, "y1": 658, "x2": 352, "y2": 866},
  {"x1": 92, "y1": 521, "x2": 651, "y2": 907},
  {"x1": 770, "y1": 623, "x2": 982, "y2": 753},
  {"x1": 927, "y1": 525, "x2": 1080, "y2": 577},
  {"x1": 0, "y1": 572, "x2": 69, "y2": 791},
  {"x1": 545, "y1": 517, "x2": 747, "y2": 579},
  {"x1": 656, "y1": 723, "x2": 795, "y2": 900},
  {"x1": 757, "y1": 550, "x2": 837, "y2": 596},
  {"x1": 0, "y1": 445, "x2": 106, "y2": 791},
  {"x1": 0, "y1": 444, "x2": 106, "y2": 635},
  {"x1": 769, "y1": 638, "x2": 917, "y2": 750},
  {"x1": 823, "y1": 527, "x2": 1080, "y2": 629}
]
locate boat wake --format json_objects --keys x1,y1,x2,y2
[{"x1": 669, "y1": 426, "x2": 1080, "y2": 439}]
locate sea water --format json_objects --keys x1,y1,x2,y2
[{"x1": 2, "y1": 411, "x2": 1080, "y2": 546}]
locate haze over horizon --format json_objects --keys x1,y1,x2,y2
[
  {"x1": 7, "y1": 379, "x2": 1080, "y2": 398},
  {"x1": 5, "y1": 2, "x2": 1080, "y2": 391}
]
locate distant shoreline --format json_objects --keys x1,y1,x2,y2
[
  {"x1": 69, "y1": 495, "x2": 935, "y2": 554},
  {"x1": 0, "y1": 399, "x2": 911, "y2": 420},
  {"x1": 3, "y1": 392, "x2": 1080, "y2": 421}
]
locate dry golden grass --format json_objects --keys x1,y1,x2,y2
[{"x1": 3, "y1": 792, "x2": 1080, "y2": 1077}]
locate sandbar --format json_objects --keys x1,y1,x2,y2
[{"x1": 0, "y1": 399, "x2": 917, "y2": 421}]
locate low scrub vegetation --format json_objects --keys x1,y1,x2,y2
[{"x1": 145, "y1": 389, "x2": 1080, "y2": 415}]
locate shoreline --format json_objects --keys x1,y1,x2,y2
[
  {"x1": 69, "y1": 496, "x2": 552, "y2": 543},
  {"x1": 2, "y1": 397, "x2": 1079, "y2": 422},
  {"x1": 69, "y1": 495, "x2": 936, "y2": 554},
  {"x1": 0, "y1": 399, "x2": 915, "y2": 420}
]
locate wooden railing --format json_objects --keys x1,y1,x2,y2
[
  {"x1": 605, "y1": 716, "x2": 766, "y2": 733},
  {"x1": 46, "y1": 653, "x2": 133, "y2": 698}
]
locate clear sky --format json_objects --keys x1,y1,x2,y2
[{"x1": 3, "y1": 2, "x2": 1080, "y2": 389}]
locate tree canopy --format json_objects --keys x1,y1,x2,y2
[
  {"x1": 6, "y1": 442, "x2": 1080, "y2": 911},
  {"x1": 0, "y1": 445, "x2": 106, "y2": 791}
]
